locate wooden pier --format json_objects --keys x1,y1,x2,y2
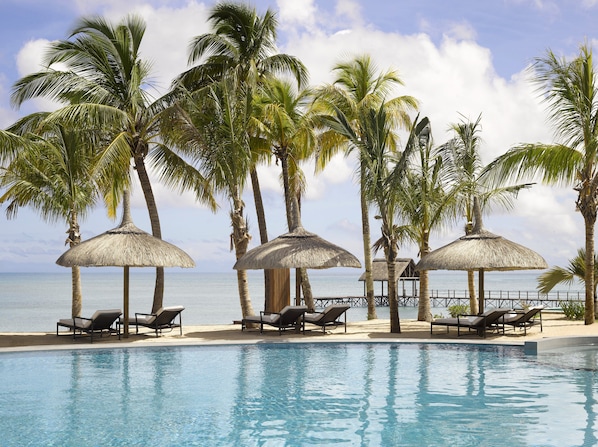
[{"x1": 312, "y1": 289, "x2": 584, "y2": 309}]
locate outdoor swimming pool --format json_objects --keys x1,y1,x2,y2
[{"x1": 0, "y1": 342, "x2": 596, "y2": 446}]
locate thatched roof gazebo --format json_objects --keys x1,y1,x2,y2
[
  {"x1": 56, "y1": 193, "x2": 195, "y2": 336},
  {"x1": 358, "y1": 258, "x2": 420, "y2": 298},
  {"x1": 415, "y1": 198, "x2": 547, "y2": 313},
  {"x1": 233, "y1": 226, "x2": 361, "y2": 270}
]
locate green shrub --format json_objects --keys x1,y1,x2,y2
[
  {"x1": 448, "y1": 304, "x2": 470, "y2": 318},
  {"x1": 560, "y1": 301, "x2": 585, "y2": 320}
]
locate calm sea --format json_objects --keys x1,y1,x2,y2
[{"x1": 0, "y1": 270, "x2": 583, "y2": 333}]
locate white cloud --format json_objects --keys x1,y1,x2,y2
[
  {"x1": 13, "y1": 38, "x2": 64, "y2": 113},
  {"x1": 335, "y1": 0, "x2": 362, "y2": 25},
  {"x1": 444, "y1": 20, "x2": 477, "y2": 41},
  {"x1": 277, "y1": 0, "x2": 318, "y2": 28},
  {"x1": 134, "y1": 2, "x2": 212, "y2": 94},
  {"x1": 15, "y1": 39, "x2": 50, "y2": 76}
]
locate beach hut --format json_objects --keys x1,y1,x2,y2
[
  {"x1": 56, "y1": 193, "x2": 195, "y2": 337},
  {"x1": 358, "y1": 258, "x2": 420, "y2": 300}
]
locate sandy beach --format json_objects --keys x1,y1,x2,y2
[{"x1": 2, "y1": 311, "x2": 598, "y2": 351}]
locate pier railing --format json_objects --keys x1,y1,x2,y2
[{"x1": 312, "y1": 289, "x2": 584, "y2": 309}]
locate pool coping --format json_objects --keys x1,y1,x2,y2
[
  {"x1": 523, "y1": 336, "x2": 598, "y2": 354},
  {"x1": 2, "y1": 336, "x2": 597, "y2": 355}
]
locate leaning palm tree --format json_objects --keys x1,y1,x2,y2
[
  {"x1": 0, "y1": 114, "x2": 99, "y2": 318},
  {"x1": 537, "y1": 249, "x2": 598, "y2": 304},
  {"x1": 179, "y1": 1, "x2": 308, "y2": 308},
  {"x1": 163, "y1": 76, "x2": 256, "y2": 318},
  {"x1": 486, "y1": 43, "x2": 598, "y2": 324},
  {"x1": 253, "y1": 78, "x2": 319, "y2": 310},
  {"x1": 396, "y1": 119, "x2": 459, "y2": 322},
  {"x1": 324, "y1": 104, "x2": 422, "y2": 333},
  {"x1": 315, "y1": 54, "x2": 418, "y2": 320},
  {"x1": 444, "y1": 114, "x2": 533, "y2": 314},
  {"x1": 11, "y1": 15, "x2": 214, "y2": 313}
]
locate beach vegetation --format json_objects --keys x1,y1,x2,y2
[
  {"x1": 10, "y1": 15, "x2": 215, "y2": 314},
  {"x1": 177, "y1": 1, "x2": 309, "y2": 313},
  {"x1": 448, "y1": 304, "x2": 469, "y2": 317},
  {"x1": 560, "y1": 300, "x2": 585, "y2": 320},
  {"x1": 324, "y1": 105, "x2": 425, "y2": 333},
  {"x1": 314, "y1": 54, "x2": 418, "y2": 320},
  {"x1": 162, "y1": 73, "x2": 257, "y2": 318},
  {"x1": 486, "y1": 43, "x2": 598, "y2": 324},
  {"x1": 538, "y1": 248, "x2": 598, "y2": 308},
  {"x1": 253, "y1": 79, "x2": 319, "y2": 310},
  {"x1": 0, "y1": 114, "x2": 100, "y2": 318},
  {"x1": 443, "y1": 114, "x2": 534, "y2": 314},
  {"x1": 395, "y1": 119, "x2": 460, "y2": 322}
]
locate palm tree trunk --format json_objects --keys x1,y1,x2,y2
[
  {"x1": 418, "y1": 270, "x2": 431, "y2": 322},
  {"x1": 250, "y1": 166, "x2": 280, "y2": 312},
  {"x1": 68, "y1": 210, "x2": 82, "y2": 318},
  {"x1": 584, "y1": 213, "x2": 595, "y2": 324},
  {"x1": 417, "y1": 238, "x2": 431, "y2": 321},
  {"x1": 360, "y1": 165, "x2": 376, "y2": 319},
  {"x1": 134, "y1": 156, "x2": 164, "y2": 313},
  {"x1": 464, "y1": 218, "x2": 478, "y2": 314},
  {"x1": 387, "y1": 250, "x2": 400, "y2": 333},
  {"x1": 467, "y1": 270, "x2": 478, "y2": 314},
  {"x1": 231, "y1": 193, "x2": 255, "y2": 318},
  {"x1": 280, "y1": 150, "x2": 314, "y2": 311},
  {"x1": 71, "y1": 266, "x2": 82, "y2": 318},
  {"x1": 250, "y1": 168, "x2": 268, "y2": 243}
]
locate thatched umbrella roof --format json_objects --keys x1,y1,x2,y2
[
  {"x1": 233, "y1": 226, "x2": 361, "y2": 270},
  {"x1": 415, "y1": 229, "x2": 547, "y2": 272},
  {"x1": 415, "y1": 198, "x2": 547, "y2": 313},
  {"x1": 56, "y1": 193, "x2": 194, "y2": 336}
]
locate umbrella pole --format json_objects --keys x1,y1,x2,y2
[
  {"x1": 478, "y1": 268, "x2": 485, "y2": 315},
  {"x1": 124, "y1": 266, "x2": 129, "y2": 338}
]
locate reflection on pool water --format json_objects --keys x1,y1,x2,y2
[{"x1": 0, "y1": 343, "x2": 596, "y2": 447}]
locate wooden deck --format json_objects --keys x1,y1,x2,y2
[{"x1": 312, "y1": 289, "x2": 584, "y2": 309}]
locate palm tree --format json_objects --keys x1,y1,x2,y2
[
  {"x1": 395, "y1": 119, "x2": 460, "y2": 322},
  {"x1": 444, "y1": 114, "x2": 533, "y2": 314},
  {"x1": 11, "y1": 15, "x2": 214, "y2": 313},
  {"x1": 163, "y1": 75, "x2": 256, "y2": 318},
  {"x1": 253, "y1": 78, "x2": 319, "y2": 309},
  {"x1": 486, "y1": 43, "x2": 598, "y2": 324},
  {"x1": 315, "y1": 54, "x2": 418, "y2": 320},
  {"x1": 537, "y1": 249, "x2": 598, "y2": 304},
  {"x1": 324, "y1": 105, "x2": 423, "y2": 333},
  {"x1": 0, "y1": 114, "x2": 99, "y2": 318},
  {"x1": 179, "y1": 1, "x2": 308, "y2": 308}
]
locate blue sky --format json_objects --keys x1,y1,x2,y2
[{"x1": 0, "y1": 0, "x2": 596, "y2": 273}]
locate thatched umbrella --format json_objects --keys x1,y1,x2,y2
[
  {"x1": 415, "y1": 199, "x2": 547, "y2": 313},
  {"x1": 56, "y1": 193, "x2": 195, "y2": 337},
  {"x1": 233, "y1": 226, "x2": 361, "y2": 270}
]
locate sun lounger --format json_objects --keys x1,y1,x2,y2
[
  {"x1": 128, "y1": 306, "x2": 185, "y2": 337},
  {"x1": 304, "y1": 304, "x2": 350, "y2": 333},
  {"x1": 430, "y1": 308, "x2": 512, "y2": 338},
  {"x1": 57, "y1": 309, "x2": 122, "y2": 342},
  {"x1": 241, "y1": 305, "x2": 308, "y2": 335},
  {"x1": 500, "y1": 306, "x2": 543, "y2": 335}
]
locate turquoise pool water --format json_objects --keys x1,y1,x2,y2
[{"x1": 0, "y1": 343, "x2": 596, "y2": 446}]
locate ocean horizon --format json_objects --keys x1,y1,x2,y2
[{"x1": 0, "y1": 269, "x2": 584, "y2": 333}]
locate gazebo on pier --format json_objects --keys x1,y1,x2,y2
[{"x1": 359, "y1": 258, "x2": 420, "y2": 303}]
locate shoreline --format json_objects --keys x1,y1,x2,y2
[{"x1": 2, "y1": 312, "x2": 598, "y2": 352}]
